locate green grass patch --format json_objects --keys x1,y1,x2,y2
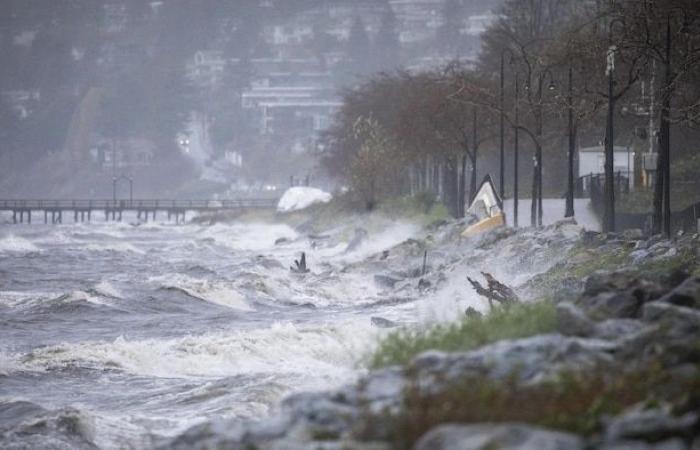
[
  {"x1": 368, "y1": 301, "x2": 557, "y2": 369},
  {"x1": 361, "y1": 362, "x2": 692, "y2": 449}
]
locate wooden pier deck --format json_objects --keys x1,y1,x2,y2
[{"x1": 0, "y1": 199, "x2": 279, "y2": 224}]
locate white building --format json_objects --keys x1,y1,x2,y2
[
  {"x1": 187, "y1": 50, "x2": 226, "y2": 89},
  {"x1": 578, "y1": 145, "x2": 635, "y2": 188}
]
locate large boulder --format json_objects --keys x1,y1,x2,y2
[
  {"x1": 618, "y1": 302, "x2": 700, "y2": 367},
  {"x1": 414, "y1": 423, "x2": 584, "y2": 450},
  {"x1": 576, "y1": 272, "x2": 666, "y2": 320},
  {"x1": 604, "y1": 407, "x2": 698, "y2": 443},
  {"x1": 657, "y1": 277, "x2": 700, "y2": 309},
  {"x1": 556, "y1": 302, "x2": 596, "y2": 337}
]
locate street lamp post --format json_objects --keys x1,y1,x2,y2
[
  {"x1": 565, "y1": 66, "x2": 576, "y2": 218},
  {"x1": 499, "y1": 52, "x2": 506, "y2": 200},
  {"x1": 513, "y1": 71, "x2": 520, "y2": 228},
  {"x1": 530, "y1": 69, "x2": 555, "y2": 228},
  {"x1": 604, "y1": 18, "x2": 625, "y2": 233}
]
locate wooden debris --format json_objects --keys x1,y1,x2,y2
[
  {"x1": 467, "y1": 272, "x2": 519, "y2": 309},
  {"x1": 291, "y1": 252, "x2": 310, "y2": 274}
]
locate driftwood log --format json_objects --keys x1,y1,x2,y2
[
  {"x1": 467, "y1": 272, "x2": 519, "y2": 309},
  {"x1": 290, "y1": 252, "x2": 310, "y2": 274}
]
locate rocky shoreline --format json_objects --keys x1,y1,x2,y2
[{"x1": 162, "y1": 220, "x2": 700, "y2": 450}]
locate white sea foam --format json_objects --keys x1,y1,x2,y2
[
  {"x1": 85, "y1": 242, "x2": 145, "y2": 255},
  {"x1": 18, "y1": 320, "x2": 377, "y2": 382},
  {"x1": 0, "y1": 234, "x2": 40, "y2": 254},
  {"x1": 93, "y1": 281, "x2": 122, "y2": 299},
  {"x1": 199, "y1": 223, "x2": 299, "y2": 252},
  {"x1": 0, "y1": 351, "x2": 21, "y2": 376},
  {"x1": 326, "y1": 222, "x2": 421, "y2": 264}
]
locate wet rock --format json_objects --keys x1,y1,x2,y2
[
  {"x1": 657, "y1": 277, "x2": 700, "y2": 308},
  {"x1": 576, "y1": 290, "x2": 641, "y2": 321},
  {"x1": 604, "y1": 407, "x2": 698, "y2": 443},
  {"x1": 417, "y1": 278, "x2": 431, "y2": 290},
  {"x1": 630, "y1": 249, "x2": 652, "y2": 263},
  {"x1": 465, "y1": 307, "x2": 482, "y2": 319},
  {"x1": 281, "y1": 392, "x2": 358, "y2": 439},
  {"x1": 373, "y1": 274, "x2": 403, "y2": 289},
  {"x1": 556, "y1": 302, "x2": 595, "y2": 337},
  {"x1": 642, "y1": 302, "x2": 700, "y2": 327},
  {"x1": 599, "y1": 438, "x2": 688, "y2": 450},
  {"x1": 474, "y1": 226, "x2": 517, "y2": 249},
  {"x1": 592, "y1": 319, "x2": 647, "y2": 341},
  {"x1": 622, "y1": 302, "x2": 700, "y2": 366},
  {"x1": 577, "y1": 273, "x2": 666, "y2": 320},
  {"x1": 164, "y1": 413, "x2": 292, "y2": 450},
  {"x1": 410, "y1": 335, "x2": 616, "y2": 384},
  {"x1": 370, "y1": 317, "x2": 398, "y2": 328},
  {"x1": 275, "y1": 237, "x2": 290, "y2": 245},
  {"x1": 622, "y1": 229, "x2": 645, "y2": 241},
  {"x1": 269, "y1": 440, "x2": 390, "y2": 450},
  {"x1": 414, "y1": 423, "x2": 584, "y2": 450},
  {"x1": 649, "y1": 241, "x2": 673, "y2": 257}
]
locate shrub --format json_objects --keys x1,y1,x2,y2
[{"x1": 368, "y1": 301, "x2": 557, "y2": 369}]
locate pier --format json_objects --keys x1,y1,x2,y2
[{"x1": 0, "y1": 199, "x2": 278, "y2": 224}]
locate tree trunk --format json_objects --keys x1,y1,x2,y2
[
  {"x1": 653, "y1": 19, "x2": 673, "y2": 238},
  {"x1": 459, "y1": 153, "x2": 467, "y2": 217},
  {"x1": 443, "y1": 157, "x2": 460, "y2": 217},
  {"x1": 469, "y1": 154, "x2": 477, "y2": 205},
  {"x1": 531, "y1": 147, "x2": 538, "y2": 227}
]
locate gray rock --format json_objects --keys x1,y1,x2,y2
[
  {"x1": 605, "y1": 407, "x2": 698, "y2": 442},
  {"x1": 577, "y1": 273, "x2": 666, "y2": 320},
  {"x1": 630, "y1": 249, "x2": 652, "y2": 263},
  {"x1": 370, "y1": 317, "x2": 399, "y2": 328},
  {"x1": 600, "y1": 438, "x2": 688, "y2": 450},
  {"x1": 622, "y1": 229, "x2": 645, "y2": 241},
  {"x1": 617, "y1": 302, "x2": 700, "y2": 366},
  {"x1": 556, "y1": 302, "x2": 596, "y2": 337},
  {"x1": 414, "y1": 423, "x2": 584, "y2": 450},
  {"x1": 577, "y1": 290, "x2": 642, "y2": 320},
  {"x1": 410, "y1": 335, "x2": 616, "y2": 384},
  {"x1": 373, "y1": 274, "x2": 404, "y2": 289},
  {"x1": 658, "y1": 277, "x2": 700, "y2": 309},
  {"x1": 642, "y1": 302, "x2": 700, "y2": 327},
  {"x1": 663, "y1": 247, "x2": 679, "y2": 258},
  {"x1": 268, "y1": 440, "x2": 390, "y2": 450},
  {"x1": 593, "y1": 319, "x2": 646, "y2": 341},
  {"x1": 649, "y1": 241, "x2": 672, "y2": 256}
]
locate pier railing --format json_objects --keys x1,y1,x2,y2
[{"x1": 0, "y1": 198, "x2": 279, "y2": 210}]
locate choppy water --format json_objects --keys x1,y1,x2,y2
[{"x1": 0, "y1": 214, "x2": 421, "y2": 449}]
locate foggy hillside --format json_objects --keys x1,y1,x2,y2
[{"x1": 0, "y1": 0, "x2": 501, "y2": 199}]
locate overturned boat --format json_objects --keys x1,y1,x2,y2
[{"x1": 462, "y1": 175, "x2": 506, "y2": 237}]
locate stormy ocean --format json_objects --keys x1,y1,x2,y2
[{"x1": 0, "y1": 216, "x2": 419, "y2": 449}]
